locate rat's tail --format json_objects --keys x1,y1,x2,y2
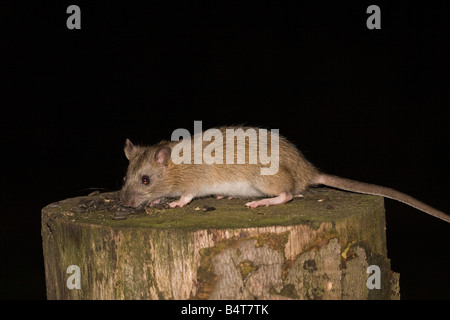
[{"x1": 312, "y1": 173, "x2": 450, "y2": 223}]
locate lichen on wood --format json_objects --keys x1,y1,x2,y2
[{"x1": 42, "y1": 188, "x2": 399, "y2": 300}]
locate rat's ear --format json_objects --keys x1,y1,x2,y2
[
  {"x1": 124, "y1": 139, "x2": 136, "y2": 160},
  {"x1": 155, "y1": 145, "x2": 171, "y2": 168}
]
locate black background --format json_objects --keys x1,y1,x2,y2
[{"x1": 1, "y1": 1, "x2": 449, "y2": 300}]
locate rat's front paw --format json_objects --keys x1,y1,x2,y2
[
  {"x1": 169, "y1": 194, "x2": 194, "y2": 208},
  {"x1": 149, "y1": 198, "x2": 162, "y2": 206},
  {"x1": 169, "y1": 200, "x2": 186, "y2": 208}
]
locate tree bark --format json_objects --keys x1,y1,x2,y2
[{"x1": 41, "y1": 188, "x2": 399, "y2": 300}]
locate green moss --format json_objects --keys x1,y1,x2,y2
[
  {"x1": 255, "y1": 232, "x2": 289, "y2": 253},
  {"x1": 279, "y1": 284, "x2": 299, "y2": 299},
  {"x1": 238, "y1": 260, "x2": 256, "y2": 280},
  {"x1": 43, "y1": 188, "x2": 384, "y2": 232}
]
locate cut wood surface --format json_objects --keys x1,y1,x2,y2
[{"x1": 41, "y1": 188, "x2": 400, "y2": 300}]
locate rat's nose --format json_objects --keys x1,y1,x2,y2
[{"x1": 120, "y1": 190, "x2": 144, "y2": 208}]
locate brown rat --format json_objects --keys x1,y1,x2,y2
[{"x1": 120, "y1": 126, "x2": 450, "y2": 223}]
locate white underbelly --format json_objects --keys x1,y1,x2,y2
[{"x1": 197, "y1": 181, "x2": 263, "y2": 198}]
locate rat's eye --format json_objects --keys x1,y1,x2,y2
[{"x1": 141, "y1": 175, "x2": 150, "y2": 185}]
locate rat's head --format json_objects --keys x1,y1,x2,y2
[{"x1": 120, "y1": 139, "x2": 171, "y2": 208}]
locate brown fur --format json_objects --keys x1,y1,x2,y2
[
  {"x1": 121, "y1": 127, "x2": 318, "y2": 207},
  {"x1": 120, "y1": 126, "x2": 449, "y2": 223}
]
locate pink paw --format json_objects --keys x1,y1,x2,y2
[
  {"x1": 245, "y1": 192, "x2": 294, "y2": 209},
  {"x1": 149, "y1": 198, "x2": 162, "y2": 206},
  {"x1": 169, "y1": 201, "x2": 185, "y2": 208},
  {"x1": 245, "y1": 200, "x2": 270, "y2": 209},
  {"x1": 169, "y1": 194, "x2": 194, "y2": 208},
  {"x1": 216, "y1": 195, "x2": 233, "y2": 200}
]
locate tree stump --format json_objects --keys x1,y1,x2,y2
[{"x1": 41, "y1": 188, "x2": 400, "y2": 300}]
